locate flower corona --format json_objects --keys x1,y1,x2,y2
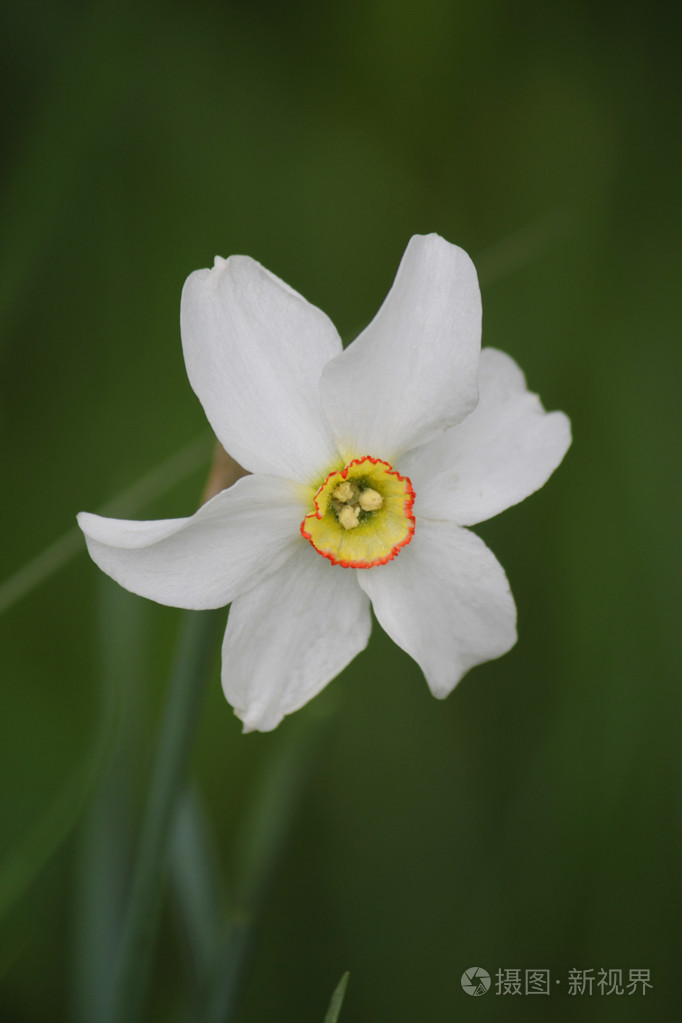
[{"x1": 301, "y1": 456, "x2": 415, "y2": 568}]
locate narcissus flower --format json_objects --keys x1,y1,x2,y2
[{"x1": 78, "y1": 235, "x2": 570, "y2": 732}]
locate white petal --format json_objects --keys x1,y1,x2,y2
[
  {"x1": 400, "y1": 348, "x2": 572, "y2": 525},
  {"x1": 357, "y1": 520, "x2": 516, "y2": 698},
  {"x1": 181, "y1": 256, "x2": 342, "y2": 484},
  {"x1": 222, "y1": 547, "x2": 371, "y2": 732},
  {"x1": 77, "y1": 474, "x2": 307, "y2": 609},
  {"x1": 320, "y1": 234, "x2": 481, "y2": 462}
]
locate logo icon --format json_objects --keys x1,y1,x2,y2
[{"x1": 461, "y1": 967, "x2": 491, "y2": 996}]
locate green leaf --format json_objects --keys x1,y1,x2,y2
[
  {"x1": 324, "y1": 972, "x2": 350, "y2": 1023},
  {"x1": 170, "y1": 786, "x2": 226, "y2": 996},
  {"x1": 106, "y1": 607, "x2": 225, "y2": 1023},
  {"x1": 71, "y1": 580, "x2": 151, "y2": 1023}
]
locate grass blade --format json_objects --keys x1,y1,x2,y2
[
  {"x1": 0, "y1": 434, "x2": 211, "y2": 617},
  {"x1": 324, "y1": 972, "x2": 350, "y2": 1023},
  {"x1": 106, "y1": 608, "x2": 224, "y2": 1023}
]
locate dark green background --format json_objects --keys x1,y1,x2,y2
[{"x1": 1, "y1": 0, "x2": 680, "y2": 1020}]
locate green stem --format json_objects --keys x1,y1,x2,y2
[
  {"x1": 107, "y1": 608, "x2": 224, "y2": 1023},
  {"x1": 208, "y1": 715, "x2": 328, "y2": 1023}
]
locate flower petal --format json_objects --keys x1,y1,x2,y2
[
  {"x1": 222, "y1": 547, "x2": 371, "y2": 732},
  {"x1": 320, "y1": 234, "x2": 481, "y2": 462},
  {"x1": 181, "y1": 256, "x2": 342, "y2": 484},
  {"x1": 400, "y1": 348, "x2": 571, "y2": 525},
  {"x1": 77, "y1": 474, "x2": 307, "y2": 609},
  {"x1": 357, "y1": 519, "x2": 516, "y2": 698}
]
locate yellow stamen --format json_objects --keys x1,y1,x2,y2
[
  {"x1": 333, "y1": 481, "x2": 359, "y2": 503},
  {"x1": 358, "y1": 488, "x2": 383, "y2": 511},
  {"x1": 338, "y1": 504, "x2": 360, "y2": 530}
]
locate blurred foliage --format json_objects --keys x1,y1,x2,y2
[{"x1": 1, "y1": 0, "x2": 681, "y2": 1020}]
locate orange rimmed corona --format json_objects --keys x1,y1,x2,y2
[{"x1": 301, "y1": 456, "x2": 415, "y2": 568}]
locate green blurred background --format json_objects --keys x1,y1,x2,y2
[{"x1": 1, "y1": 0, "x2": 680, "y2": 1020}]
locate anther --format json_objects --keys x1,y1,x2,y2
[
  {"x1": 338, "y1": 504, "x2": 360, "y2": 530},
  {"x1": 358, "y1": 488, "x2": 383, "y2": 511},
  {"x1": 333, "y1": 481, "x2": 359, "y2": 504}
]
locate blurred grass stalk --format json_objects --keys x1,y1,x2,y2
[
  {"x1": 170, "y1": 717, "x2": 328, "y2": 1023},
  {"x1": 0, "y1": 434, "x2": 212, "y2": 617},
  {"x1": 72, "y1": 579, "x2": 147, "y2": 1022},
  {"x1": 323, "y1": 972, "x2": 350, "y2": 1023},
  {"x1": 77, "y1": 600, "x2": 328, "y2": 1023},
  {"x1": 103, "y1": 608, "x2": 224, "y2": 1023}
]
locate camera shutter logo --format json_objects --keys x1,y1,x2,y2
[{"x1": 461, "y1": 967, "x2": 491, "y2": 996}]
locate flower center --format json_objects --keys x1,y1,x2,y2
[
  {"x1": 331, "y1": 478, "x2": 384, "y2": 530},
  {"x1": 301, "y1": 456, "x2": 415, "y2": 568}
]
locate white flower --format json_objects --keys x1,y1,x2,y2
[{"x1": 78, "y1": 234, "x2": 571, "y2": 732}]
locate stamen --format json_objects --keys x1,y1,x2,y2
[
  {"x1": 358, "y1": 488, "x2": 383, "y2": 511},
  {"x1": 333, "y1": 481, "x2": 359, "y2": 503},
  {"x1": 338, "y1": 504, "x2": 360, "y2": 530}
]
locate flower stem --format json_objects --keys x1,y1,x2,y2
[
  {"x1": 208, "y1": 715, "x2": 327, "y2": 1022},
  {"x1": 107, "y1": 608, "x2": 224, "y2": 1023}
]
